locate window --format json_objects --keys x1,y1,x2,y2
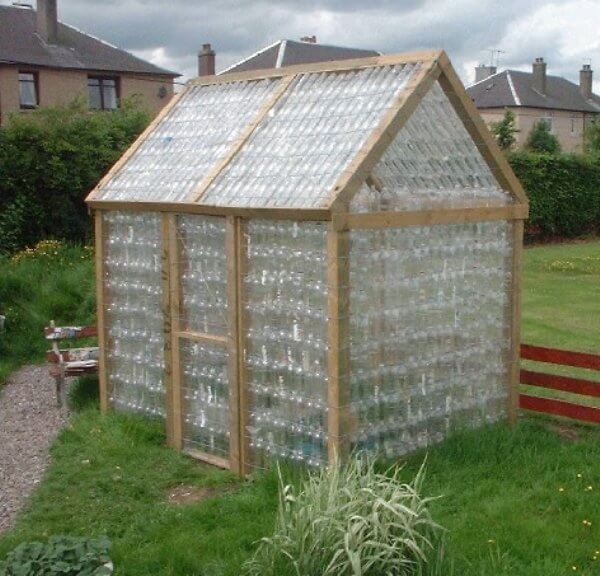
[
  {"x1": 88, "y1": 76, "x2": 119, "y2": 110},
  {"x1": 571, "y1": 117, "x2": 577, "y2": 135},
  {"x1": 19, "y1": 72, "x2": 38, "y2": 109},
  {"x1": 539, "y1": 116, "x2": 553, "y2": 132}
]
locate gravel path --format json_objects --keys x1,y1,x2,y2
[{"x1": 0, "y1": 366, "x2": 69, "y2": 534}]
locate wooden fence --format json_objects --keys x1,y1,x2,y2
[{"x1": 520, "y1": 344, "x2": 600, "y2": 424}]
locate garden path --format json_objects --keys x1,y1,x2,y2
[{"x1": 0, "y1": 366, "x2": 68, "y2": 534}]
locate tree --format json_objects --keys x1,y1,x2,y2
[
  {"x1": 584, "y1": 120, "x2": 600, "y2": 154},
  {"x1": 525, "y1": 120, "x2": 561, "y2": 154},
  {"x1": 490, "y1": 109, "x2": 519, "y2": 150}
]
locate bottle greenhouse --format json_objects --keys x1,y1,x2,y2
[{"x1": 86, "y1": 50, "x2": 529, "y2": 474}]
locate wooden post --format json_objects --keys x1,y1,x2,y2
[
  {"x1": 508, "y1": 220, "x2": 524, "y2": 424},
  {"x1": 166, "y1": 214, "x2": 184, "y2": 450},
  {"x1": 226, "y1": 216, "x2": 243, "y2": 474},
  {"x1": 161, "y1": 214, "x2": 176, "y2": 446},
  {"x1": 327, "y1": 226, "x2": 351, "y2": 464},
  {"x1": 94, "y1": 210, "x2": 109, "y2": 412}
]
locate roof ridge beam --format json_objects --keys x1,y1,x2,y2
[
  {"x1": 188, "y1": 50, "x2": 441, "y2": 87},
  {"x1": 190, "y1": 74, "x2": 297, "y2": 204},
  {"x1": 329, "y1": 51, "x2": 444, "y2": 212}
]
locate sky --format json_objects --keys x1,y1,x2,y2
[{"x1": 3, "y1": 0, "x2": 600, "y2": 92}]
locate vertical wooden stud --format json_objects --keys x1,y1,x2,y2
[
  {"x1": 327, "y1": 226, "x2": 351, "y2": 464},
  {"x1": 167, "y1": 214, "x2": 184, "y2": 450},
  {"x1": 508, "y1": 220, "x2": 524, "y2": 424},
  {"x1": 226, "y1": 216, "x2": 243, "y2": 474},
  {"x1": 161, "y1": 214, "x2": 176, "y2": 446},
  {"x1": 94, "y1": 210, "x2": 109, "y2": 412}
]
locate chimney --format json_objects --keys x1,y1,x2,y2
[
  {"x1": 198, "y1": 43, "x2": 215, "y2": 76},
  {"x1": 532, "y1": 57, "x2": 547, "y2": 94},
  {"x1": 36, "y1": 0, "x2": 58, "y2": 44},
  {"x1": 475, "y1": 64, "x2": 497, "y2": 82},
  {"x1": 580, "y1": 64, "x2": 593, "y2": 100},
  {"x1": 300, "y1": 35, "x2": 317, "y2": 44}
]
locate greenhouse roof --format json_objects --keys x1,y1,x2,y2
[{"x1": 87, "y1": 50, "x2": 527, "y2": 215}]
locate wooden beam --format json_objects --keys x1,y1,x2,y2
[
  {"x1": 94, "y1": 211, "x2": 109, "y2": 412},
  {"x1": 167, "y1": 214, "x2": 184, "y2": 450},
  {"x1": 86, "y1": 91, "x2": 186, "y2": 202},
  {"x1": 226, "y1": 216, "x2": 243, "y2": 474},
  {"x1": 436, "y1": 53, "x2": 528, "y2": 206},
  {"x1": 327, "y1": 226, "x2": 351, "y2": 465},
  {"x1": 177, "y1": 330, "x2": 228, "y2": 346},
  {"x1": 161, "y1": 214, "x2": 176, "y2": 446},
  {"x1": 234, "y1": 218, "x2": 250, "y2": 475},
  {"x1": 189, "y1": 50, "x2": 442, "y2": 87},
  {"x1": 87, "y1": 200, "x2": 331, "y2": 221},
  {"x1": 191, "y1": 75, "x2": 296, "y2": 203},
  {"x1": 333, "y1": 204, "x2": 529, "y2": 231},
  {"x1": 185, "y1": 448, "x2": 231, "y2": 469},
  {"x1": 509, "y1": 220, "x2": 524, "y2": 424},
  {"x1": 329, "y1": 52, "x2": 443, "y2": 212}
]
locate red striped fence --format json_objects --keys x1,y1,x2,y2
[{"x1": 520, "y1": 344, "x2": 600, "y2": 424}]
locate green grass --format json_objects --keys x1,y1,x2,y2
[
  {"x1": 1, "y1": 404, "x2": 598, "y2": 575},
  {"x1": 0, "y1": 241, "x2": 95, "y2": 385},
  {"x1": 522, "y1": 239, "x2": 600, "y2": 352}
]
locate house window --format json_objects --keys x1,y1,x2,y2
[
  {"x1": 539, "y1": 116, "x2": 553, "y2": 132},
  {"x1": 19, "y1": 72, "x2": 38, "y2": 109},
  {"x1": 88, "y1": 76, "x2": 119, "y2": 110},
  {"x1": 571, "y1": 117, "x2": 577, "y2": 135}
]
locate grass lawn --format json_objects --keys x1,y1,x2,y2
[{"x1": 0, "y1": 239, "x2": 599, "y2": 575}]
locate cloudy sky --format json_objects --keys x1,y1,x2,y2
[{"x1": 4, "y1": 0, "x2": 600, "y2": 91}]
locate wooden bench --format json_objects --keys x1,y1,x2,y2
[{"x1": 45, "y1": 322, "x2": 99, "y2": 407}]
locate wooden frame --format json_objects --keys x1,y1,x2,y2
[
  {"x1": 89, "y1": 48, "x2": 529, "y2": 474},
  {"x1": 94, "y1": 211, "x2": 109, "y2": 412}
]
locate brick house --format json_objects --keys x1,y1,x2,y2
[
  {"x1": 0, "y1": 0, "x2": 179, "y2": 125},
  {"x1": 467, "y1": 58, "x2": 600, "y2": 152}
]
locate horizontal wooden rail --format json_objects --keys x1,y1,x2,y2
[
  {"x1": 520, "y1": 369, "x2": 600, "y2": 398},
  {"x1": 521, "y1": 343, "x2": 600, "y2": 371},
  {"x1": 520, "y1": 395, "x2": 600, "y2": 424},
  {"x1": 177, "y1": 330, "x2": 228, "y2": 346},
  {"x1": 520, "y1": 343, "x2": 600, "y2": 425}
]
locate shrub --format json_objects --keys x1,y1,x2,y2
[
  {"x1": 0, "y1": 536, "x2": 112, "y2": 575},
  {"x1": 585, "y1": 119, "x2": 600, "y2": 154},
  {"x1": 0, "y1": 99, "x2": 149, "y2": 254},
  {"x1": 490, "y1": 109, "x2": 518, "y2": 150},
  {"x1": 508, "y1": 151, "x2": 600, "y2": 240},
  {"x1": 244, "y1": 457, "x2": 442, "y2": 576},
  {"x1": 524, "y1": 121, "x2": 561, "y2": 154}
]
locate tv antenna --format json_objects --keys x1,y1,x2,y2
[{"x1": 486, "y1": 49, "x2": 506, "y2": 68}]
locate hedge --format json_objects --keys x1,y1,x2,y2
[
  {"x1": 0, "y1": 100, "x2": 148, "y2": 254},
  {"x1": 508, "y1": 152, "x2": 600, "y2": 241}
]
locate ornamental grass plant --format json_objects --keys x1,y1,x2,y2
[{"x1": 244, "y1": 456, "x2": 443, "y2": 576}]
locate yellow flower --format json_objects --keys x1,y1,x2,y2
[{"x1": 559, "y1": 487, "x2": 565, "y2": 492}]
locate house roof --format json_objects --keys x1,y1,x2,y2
[
  {"x1": 467, "y1": 69, "x2": 600, "y2": 113},
  {"x1": 0, "y1": 5, "x2": 178, "y2": 77},
  {"x1": 220, "y1": 40, "x2": 380, "y2": 74},
  {"x1": 87, "y1": 50, "x2": 527, "y2": 213}
]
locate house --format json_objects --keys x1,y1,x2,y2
[
  {"x1": 0, "y1": 0, "x2": 179, "y2": 125},
  {"x1": 467, "y1": 58, "x2": 600, "y2": 152},
  {"x1": 196, "y1": 37, "x2": 379, "y2": 76}
]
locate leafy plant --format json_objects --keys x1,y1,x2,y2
[
  {"x1": 0, "y1": 536, "x2": 112, "y2": 576},
  {"x1": 490, "y1": 109, "x2": 519, "y2": 150},
  {"x1": 244, "y1": 457, "x2": 442, "y2": 576},
  {"x1": 585, "y1": 119, "x2": 600, "y2": 154},
  {"x1": 0, "y1": 98, "x2": 149, "y2": 254},
  {"x1": 524, "y1": 120, "x2": 561, "y2": 154},
  {"x1": 508, "y1": 151, "x2": 600, "y2": 240}
]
